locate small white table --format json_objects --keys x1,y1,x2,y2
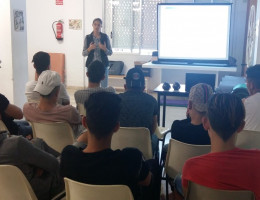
[{"x1": 142, "y1": 62, "x2": 237, "y2": 90}]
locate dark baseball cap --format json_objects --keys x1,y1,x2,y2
[{"x1": 125, "y1": 68, "x2": 145, "y2": 88}]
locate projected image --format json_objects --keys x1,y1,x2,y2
[{"x1": 158, "y1": 4, "x2": 231, "y2": 63}]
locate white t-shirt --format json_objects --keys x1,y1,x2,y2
[
  {"x1": 25, "y1": 80, "x2": 70, "y2": 105},
  {"x1": 244, "y1": 92, "x2": 260, "y2": 131}
]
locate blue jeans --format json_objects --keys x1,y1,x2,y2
[{"x1": 101, "y1": 67, "x2": 109, "y2": 88}]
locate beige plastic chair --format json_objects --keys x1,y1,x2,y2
[
  {"x1": 30, "y1": 121, "x2": 74, "y2": 153},
  {"x1": 236, "y1": 130, "x2": 260, "y2": 149},
  {"x1": 64, "y1": 177, "x2": 134, "y2": 200},
  {"x1": 77, "y1": 103, "x2": 86, "y2": 116},
  {"x1": 0, "y1": 120, "x2": 8, "y2": 132},
  {"x1": 0, "y1": 165, "x2": 38, "y2": 200},
  {"x1": 164, "y1": 139, "x2": 211, "y2": 200},
  {"x1": 111, "y1": 127, "x2": 153, "y2": 160},
  {"x1": 186, "y1": 181, "x2": 255, "y2": 200}
]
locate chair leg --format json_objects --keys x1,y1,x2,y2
[{"x1": 166, "y1": 175, "x2": 169, "y2": 200}]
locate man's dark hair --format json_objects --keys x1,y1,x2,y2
[
  {"x1": 246, "y1": 64, "x2": 260, "y2": 89},
  {"x1": 88, "y1": 61, "x2": 105, "y2": 83},
  {"x1": 93, "y1": 18, "x2": 102, "y2": 25},
  {"x1": 32, "y1": 51, "x2": 50, "y2": 75},
  {"x1": 85, "y1": 92, "x2": 121, "y2": 139},
  {"x1": 207, "y1": 93, "x2": 245, "y2": 142}
]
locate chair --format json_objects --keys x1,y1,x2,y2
[
  {"x1": 0, "y1": 165, "x2": 38, "y2": 200},
  {"x1": 77, "y1": 103, "x2": 86, "y2": 116},
  {"x1": 111, "y1": 127, "x2": 153, "y2": 160},
  {"x1": 30, "y1": 121, "x2": 74, "y2": 153},
  {"x1": 0, "y1": 120, "x2": 8, "y2": 132},
  {"x1": 164, "y1": 139, "x2": 211, "y2": 200},
  {"x1": 186, "y1": 181, "x2": 255, "y2": 200},
  {"x1": 64, "y1": 178, "x2": 134, "y2": 200},
  {"x1": 236, "y1": 130, "x2": 260, "y2": 149}
]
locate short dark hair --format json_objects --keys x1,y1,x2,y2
[
  {"x1": 88, "y1": 61, "x2": 105, "y2": 83},
  {"x1": 32, "y1": 51, "x2": 50, "y2": 75},
  {"x1": 85, "y1": 92, "x2": 121, "y2": 139},
  {"x1": 207, "y1": 93, "x2": 245, "y2": 142},
  {"x1": 246, "y1": 65, "x2": 260, "y2": 89},
  {"x1": 93, "y1": 18, "x2": 102, "y2": 25}
]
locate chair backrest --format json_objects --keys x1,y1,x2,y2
[
  {"x1": 49, "y1": 53, "x2": 65, "y2": 83},
  {"x1": 186, "y1": 181, "x2": 255, "y2": 200},
  {"x1": 111, "y1": 127, "x2": 153, "y2": 160},
  {"x1": 64, "y1": 178, "x2": 134, "y2": 200},
  {"x1": 77, "y1": 103, "x2": 86, "y2": 116},
  {"x1": 0, "y1": 120, "x2": 8, "y2": 132},
  {"x1": 165, "y1": 139, "x2": 211, "y2": 178},
  {"x1": 30, "y1": 121, "x2": 74, "y2": 153},
  {"x1": 0, "y1": 165, "x2": 38, "y2": 200},
  {"x1": 236, "y1": 130, "x2": 260, "y2": 149}
]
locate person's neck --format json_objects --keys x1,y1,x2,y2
[
  {"x1": 83, "y1": 133, "x2": 112, "y2": 153},
  {"x1": 35, "y1": 73, "x2": 40, "y2": 81},
  {"x1": 190, "y1": 114, "x2": 203, "y2": 125},
  {"x1": 38, "y1": 97, "x2": 57, "y2": 112},
  {"x1": 210, "y1": 130, "x2": 236, "y2": 153},
  {"x1": 88, "y1": 82, "x2": 101, "y2": 88},
  {"x1": 93, "y1": 31, "x2": 100, "y2": 38}
]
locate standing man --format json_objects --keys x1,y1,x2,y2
[{"x1": 82, "y1": 18, "x2": 112, "y2": 88}]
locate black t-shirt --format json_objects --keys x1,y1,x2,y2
[
  {"x1": 119, "y1": 91, "x2": 158, "y2": 134},
  {"x1": 171, "y1": 118, "x2": 210, "y2": 145},
  {"x1": 60, "y1": 146, "x2": 149, "y2": 198},
  {"x1": 0, "y1": 94, "x2": 19, "y2": 135}
]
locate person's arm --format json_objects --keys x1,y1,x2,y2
[
  {"x1": 5, "y1": 104, "x2": 23, "y2": 119},
  {"x1": 138, "y1": 171, "x2": 152, "y2": 186},
  {"x1": 82, "y1": 36, "x2": 89, "y2": 57},
  {"x1": 17, "y1": 137, "x2": 59, "y2": 174},
  {"x1": 152, "y1": 115, "x2": 158, "y2": 135},
  {"x1": 105, "y1": 34, "x2": 112, "y2": 55}
]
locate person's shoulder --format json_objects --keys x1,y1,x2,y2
[
  {"x1": 23, "y1": 102, "x2": 37, "y2": 109},
  {"x1": 0, "y1": 93, "x2": 9, "y2": 103},
  {"x1": 104, "y1": 87, "x2": 116, "y2": 93},
  {"x1": 62, "y1": 145, "x2": 80, "y2": 155},
  {"x1": 172, "y1": 118, "x2": 190, "y2": 126},
  {"x1": 121, "y1": 148, "x2": 143, "y2": 161}
]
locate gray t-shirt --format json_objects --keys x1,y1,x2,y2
[{"x1": 119, "y1": 90, "x2": 158, "y2": 134}]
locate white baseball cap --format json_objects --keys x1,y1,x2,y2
[{"x1": 34, "y1": 70, "x2": 61, "y2": 95}]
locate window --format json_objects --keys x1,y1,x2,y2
[{"x1": 104, "y1": 0, "x2": 164, "y2": 54}]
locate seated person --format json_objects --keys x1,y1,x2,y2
[
  {"x1": 0, "y1": 131, "x2": 64, "y2": 200},
  {"x1": 23, "y1": 70, "x2": 82, "y2": 138},
  {"x1": 244, "y1": 65, "x2": 260, "y2": 131},
  {"x1": 119, "y1": 68, "x2": 159, "y2": 155},
  {"x1": 60, "y1": 92, "x2": 161, "y2": 200},
  {"x1": 74, "y1": 60, "x2": 115, "y2": 105},
  {"x1": 161, "y1": 83, "x2": 212, "y2": 162},
  {"x1": 26, "y1": 51, "x2": 70, "y2": 105},
  {"x1": 0, "y1": 93, "x2": 32, "y2": 138},
  {"x1": 180, "y1": 93, "x2": 260, "y2": 199}
]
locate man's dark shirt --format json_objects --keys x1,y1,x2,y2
[
  {"x1": 119, "y1": 90, "x2": 158, "y2": 134},
  {"x1": 171, "y1": 118, "x2": 210, "y2": 145},
  {"x1": 60, "y1": 146, "x2": 149, "y2": 198},
  {"x1": 0, "y1": 93, "x2": 19, "y2": 134}
]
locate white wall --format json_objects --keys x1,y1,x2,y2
[{"x1": 27, "y1": 0, "x2": 85, "y2": 87}]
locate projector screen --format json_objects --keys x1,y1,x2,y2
[{"x1": 158, "y1": 3, "x2": 232, "y2": 64}]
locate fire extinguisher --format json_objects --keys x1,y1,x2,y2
[{"x1": 52, "y1": 20, "x2": 63, "y2": 40}]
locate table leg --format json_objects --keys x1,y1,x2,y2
[
  {"x1": 163, "y1": 94, "x2": 166, "y2": 127},
  {"x1": 157, "y1": 93, "x2": 160, "y2": 126}
]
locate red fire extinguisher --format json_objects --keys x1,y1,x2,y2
[{"x1": 52, "y1": 20, "x2": 63, "y2": 40}]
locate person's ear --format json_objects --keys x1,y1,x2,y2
[
  {"x1": 237, "y1": 120, "x2": 245, "y2": 133},
  {"x1": 113, "y1": 122, "x2": 120, "y2": 133},
  {"x1": 86, "y1": 72, "x2": 89, "y2": 77},
  {"x1": 202, "y1": 116, "x2": 210, "y2": 131},
  {"x1": 188, "y1": 101, "x2": 192, "y2": 110},
  {"x1": 82, "y1": 116, "x2": 88, "y2": 129}
]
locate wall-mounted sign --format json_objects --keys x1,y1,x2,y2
[
  {"x1": 13, "y1": 10, "x2": 24, "y2": 32},
  {"x1": 56, "y1": 0, "x2": 63, "y2": 5},
  {"x1": 69, "y1": 19, "x2": 82, "y2": 30}
]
